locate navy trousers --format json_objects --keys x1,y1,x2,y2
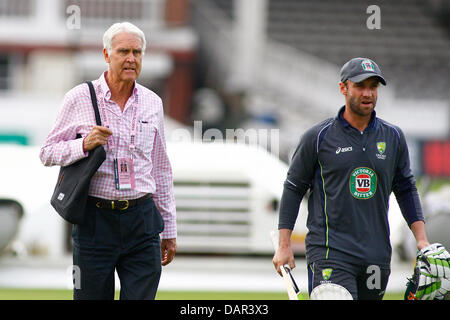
[
  {"x1": 308, "y1": 259, "x2": 390, "y2": 300},
  {"x1": 72, "y1": 196, "x2": 164, "y2": 300}
]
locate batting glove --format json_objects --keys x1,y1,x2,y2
[
  {"x1": 418, "y1": 243, "x2": 450, "y2": 279},
  {"x1": 405, "y1": 243, "x2": 450, "y2": 300}
]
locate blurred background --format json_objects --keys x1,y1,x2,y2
[{"x1": 0, "y1": 0, "x2": 448, "y2": 298}]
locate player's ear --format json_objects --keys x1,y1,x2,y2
[{"x1": 339, "y1": 81, "x2": 348, "y2": 96}]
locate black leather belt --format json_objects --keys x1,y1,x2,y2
[{"x1": 88, "y1": 194, "x2": 152, "y2": 211}]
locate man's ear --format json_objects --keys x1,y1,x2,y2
[
  {"x1": 339, "y1": 81, "x2": 348, "y2": 96},
  {"x1": 103, "y1": 48, "x2": 110, "y2": 64}
]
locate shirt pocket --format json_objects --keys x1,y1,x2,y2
[{"x1": 137, "y1": 119, "x2": 157, "y2": 154}]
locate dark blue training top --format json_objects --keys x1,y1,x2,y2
[{"x1": 278, "y1": 106, "x2": 424, "y2": 268}]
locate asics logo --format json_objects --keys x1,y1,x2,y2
[{"x1": 336, "y1": 146, "x2": 353, "y2": 154}]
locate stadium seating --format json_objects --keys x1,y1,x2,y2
[
  {"x1": 192, "y1": 0, "x2": 449, "y2": 161},
  {"x1": 265, "y1": 0, "x2": 450, "y2": 100},
  {"x1": 210, "y1": 0, "x2": 450, "y2": 100}
]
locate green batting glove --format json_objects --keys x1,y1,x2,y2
[
  {"x1": 406, "y1": 256, "x2": 441, "y2": 300},
  {"x1": 436, "y1": 278, "x2": 450, "y2": 300},
  {"x1": 416, "y1": 261, "x2": 441, "y2": 300},
  {"x1": 418, "y1": 243, "x2": 450, "y2": 279},
  {"x1": 405, "y1": 243, "x2": 450, "y2": 300}
]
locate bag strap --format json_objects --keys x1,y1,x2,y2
[{"x1": 86, "y1": 81, "x2": 102, "y2": 126}]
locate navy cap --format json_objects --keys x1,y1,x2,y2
[{"x1": 340, "y1": 57, "x2": 386, "y2": 85}]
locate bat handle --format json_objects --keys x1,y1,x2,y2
[
  {"x1": 283, "y1": 264, "x2": 300, "y2": 294},
  {"x1": 283, "y1": 264, "x2": 291, "y2": 272}
]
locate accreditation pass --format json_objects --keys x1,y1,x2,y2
[{"x1": 114, "y1": 157, "x2": 136, "y2": 190}]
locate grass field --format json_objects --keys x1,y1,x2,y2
[{"x1": 0, "y1": 288, "x2": 404, "y2": 300}]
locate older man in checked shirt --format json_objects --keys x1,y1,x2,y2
[{"x1": 40, "y1": 22, "x2": 176, "y2": 300}]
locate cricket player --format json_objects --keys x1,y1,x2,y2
[{"x1": 273, "y1": 57, "x2": 450, "y2": 300}]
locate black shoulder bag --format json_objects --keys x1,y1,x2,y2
[{"x1": 50, "y1": 81, "x2": 106, "y2": 225}]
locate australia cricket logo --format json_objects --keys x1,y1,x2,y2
[
  {"x1": 322, "y1": 268, "x2": 333, "y2": 281},
  {"x1": 376, "y1": 142, "x2": 386, "y2": 160}
]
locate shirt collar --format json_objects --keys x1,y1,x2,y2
[
  {"x1": 336, "y1": 105, "x2": 378, "y2": 132},
  {"x1": 97, "y1": 71, "x2": 139, "y2": 102}
]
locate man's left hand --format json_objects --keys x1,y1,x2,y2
[{"x1": 161, "y1": 238, "x2": 177, "y2": 266}]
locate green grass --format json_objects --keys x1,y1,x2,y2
[
  {"x1": 0, "y1": 288, "x2": 74, "y2": 300},
  {"x1": 0, "y1": 288, "x2": 404, "y2": 300},
  {"x1": 156, "y1": 291, "x2": 289, "y2": 300}
]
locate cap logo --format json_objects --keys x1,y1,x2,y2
[{"x1": 361, "y1": 59, "x2": 375, "y2": 72}]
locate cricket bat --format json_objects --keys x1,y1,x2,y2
[{"x1": 270, "y1": 231, "x2": 302, "y2": 300}]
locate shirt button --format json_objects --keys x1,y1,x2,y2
[{"x1": 363, "y1": 147, "x2": 366, "y2": 151}]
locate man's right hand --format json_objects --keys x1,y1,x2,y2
[
  {"x1": 83, "y1": 125, "x2": 112, "y2": 152},
  {"x1": 273, "y1": 246, "x2": 296, "y2": 277},
  {"x1": 272, "y1": 229, "x2": 296, "y2": 276}
]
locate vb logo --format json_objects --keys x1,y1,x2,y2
[
  {"x1": 349, "y1": 167, "x2": 377, "y2": 199},
  {"x1": 356, "y1": 175, "x2": 371, "y2": 192}
]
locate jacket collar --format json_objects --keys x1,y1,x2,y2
[{"x1": 336, "y1": 105, "x2": 378, "y2": 133}]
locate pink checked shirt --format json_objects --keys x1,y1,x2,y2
[{"x1": 40, "y1": 72, "x2": 177, "y2": 239}]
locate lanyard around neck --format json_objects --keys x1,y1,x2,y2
[{"x1": 99, "y1": 95, "x2": 138, "y2": 157}]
